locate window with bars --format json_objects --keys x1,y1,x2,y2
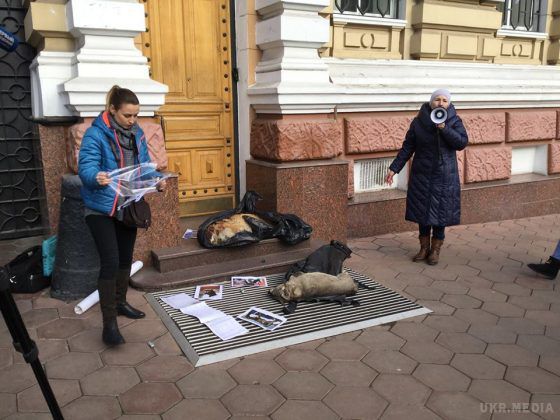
[
  {"x1": 335, "y1": 0, "x2": 400, "y2": 19},
  {"x1": 354, "y1": 158, "x2": 398, "y2": 192},
  {"x1": 498, "y1": 0, "x2": 544, "y2": 32}
]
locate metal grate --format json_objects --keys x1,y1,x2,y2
[
  {"x1": 0, "y1": 0, "x2": 44, "y2": 239},
  {"x1": 335, "y1": 0, "x2": 399, "y2": 19},
  {"x1": 499, "y1": 0, "x2": 543, "y2": 32},
  {"x1": 147, "y1": 268, "x2": 431, "y2": 366},
  {"x1": 355, "y1": 158, "x2": 394, "y2": 192}
]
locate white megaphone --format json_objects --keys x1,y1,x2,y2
[{"x1": 430, "y1": 107, "x2": 447, "y2": 124}]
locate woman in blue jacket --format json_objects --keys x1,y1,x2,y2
[
  {"x1": 386, "y1": 89, "x2": 468, "y2": 265},
  {"x1": 79, "y1": 85, "x2": 164, "y2": 345}
]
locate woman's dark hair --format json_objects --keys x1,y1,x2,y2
[{"x1": 106, "y1": 85, "x2": 139, "y2": 111}]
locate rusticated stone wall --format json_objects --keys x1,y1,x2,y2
[
  {"x1": 550, "y1": 143, "x2": 560, "y2": 174},
  {"x1": 506, "y1": 111, "x2": 557, "y2": 142},
  {"x1": 344, "y1": 115, "x2": 413, "y2": 153},
  {"x1": 250, "y1": 119, "x2": 343, "y2": 161},
  {"x1": 251, "y1": 108, "x2": 560, "y2": 199},
  {"x1": 464, "y1": 147, "x2": 512, "y2": 183}
]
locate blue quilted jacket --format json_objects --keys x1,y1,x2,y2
[
  {"x1": 389, "y1": 103, "x2": 468, "y2": 227},
  {"x1": 78, "y1": 112, "x2": 156, "y2": 216}
]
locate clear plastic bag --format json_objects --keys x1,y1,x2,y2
[{"x1": 107, "y1": 163, "x2": 169, "y2": 209}]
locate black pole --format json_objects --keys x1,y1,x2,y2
[{"x1": 0, "y1": 267, "x2": 63, "y2": 420}]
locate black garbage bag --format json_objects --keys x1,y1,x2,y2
[
  {"x1": 197, "y1": 191, "x2": 312, "y2": 248},
  {"x1": 262, "y1": 212, "x2": 314, "y2": 246},
  {"x1": 284, "y1": 240, "x2": 352, "y2": 280}
]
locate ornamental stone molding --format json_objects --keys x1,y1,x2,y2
[
  {"x1": 26, "y1": 0, "x2": 167, "y2": 118},
  {"x1": 249, "y1": 58, "x2": 560, "y2": 114}
]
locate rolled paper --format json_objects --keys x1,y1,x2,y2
[
  {"x1": 130, "y1": 260, "x2": 143, "y2": 277},
  {"x1": 74, "y1": 290, "x2": 99, "y2": 315},
  {"x1": 74, "y1": 260, "x2": 144, "y2": 314}
]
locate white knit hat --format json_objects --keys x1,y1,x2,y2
[{"x1": 430, "y1": 89, "x2": 451, "y2": 103}]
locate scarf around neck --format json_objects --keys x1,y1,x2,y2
[{"x1": 108, "y1": 112, "x2": 138, "y2": 150}]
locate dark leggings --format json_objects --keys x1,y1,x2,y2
[
  {"x1": 419, "y1": 224, "x2": 445, "y2": 240},
  {"x1": 86, "y1": 215, "x2": 137, "y2": 280}
]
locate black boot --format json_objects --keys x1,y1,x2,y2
[
  {"x1": 116, "y1": 268, "x2": 145, "y2": 319},
  {"x1": 528, "y1": 257, "x2": 560, "y2": 280},
  {"x1": 98, "y1": 276, "x2": 125, "y2": 345},
  {"x1": 102, "y1": 318, "x2": 125, "y2": 346}
]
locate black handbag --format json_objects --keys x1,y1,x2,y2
[
  {"x1": 122, "y1": 198, "x2": 151, "y2": 229},
  {"x1": 5, "y1": 246, "x2": 50, "y2": 293}
]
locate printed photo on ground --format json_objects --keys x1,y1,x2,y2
[
  {"x1": 231, "y1": 276, "x2": 268, "y2": 288},
  {"x1": 194, "y1": 284, "x2": 223, "y2": 300},
  {"x1": 238, "y1": 306, "x2": 287, "y2": 331}
]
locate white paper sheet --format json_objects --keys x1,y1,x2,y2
[
  {"x1": 181, "y1": 302, "x2": 225, "y2": 324},
  {"x1": 161, "y1": 293, "x2": 198, "y2": 310},
  {"x1": 206, "y1": 315, "x2": 248, "y2": 341}
]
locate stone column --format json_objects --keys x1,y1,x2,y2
[
  {"x1": 247, "y1": 1, "x2": 348, "y2": 242},
  {"x1": 25, "y1": 0, "x2": 74, "y2": 118},
  {"x1": 62, "y1": 0, "x2": 167, "y2": 116},
  {"x1": 251, "y1": 0, "x2": 333, "y2": 110}
]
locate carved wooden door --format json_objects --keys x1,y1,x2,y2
[{"x1": 142, "y1": 0, "x2": 235, "y2": 216}]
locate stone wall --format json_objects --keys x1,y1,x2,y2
[{"x1": 250, "y1": 107, "x2": 560, "y2": 203}]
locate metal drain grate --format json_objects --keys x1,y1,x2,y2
[{"x1": 147, "y1": 268, "x2": 431, "y2": 366}]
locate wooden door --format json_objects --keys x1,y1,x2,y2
[{"x1": 141, "y1": 0, "x2": 235, "y2": 216}]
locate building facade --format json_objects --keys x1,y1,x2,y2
[{"x1": 8, "y1": 0, "x2": 560, "y2": 249}]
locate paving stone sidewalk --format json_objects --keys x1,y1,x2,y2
[{"x1": 1, "y1": 214, "x2": 559, "y2": 419}]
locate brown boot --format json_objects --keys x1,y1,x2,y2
[
  {"x1": 413, "y1": 236, "x2": 431, "y2": 262},
  {"x1": 427, "y1": 238, "x2": 444, "y2": 265}
]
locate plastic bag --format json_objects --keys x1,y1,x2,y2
[
  {"x1": 197, "y1": 191, "x2": 312, "y2": 248},
  {"x1": 107, "y1": 163, "x2": 170, "y2": 209},
  {"x1": 284, "y1": 240, "x2": 352, "y2": 280},
  {"x1": 42, "y1": 235, "x2": 57, "y2": 277}
]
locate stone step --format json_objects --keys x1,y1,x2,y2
[
  {"x1": 131, "y1": 247, "x2": 314, "y2": 291},
  {"x1": 153, "y1": 238, "x2": 313, "y2": 273}
]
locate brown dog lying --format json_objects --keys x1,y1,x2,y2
[
  {"x1": 208, "y1": 213, "x2": 266, "y2": 245},
  {"x1": 269, "y1": 272, "x2": 358, "y2": 304}
]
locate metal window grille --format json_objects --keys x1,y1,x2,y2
[
  {"x1": 354, "y1": 158, "x2": 395, "y2": 192},
  {"x1": 334, "y1": 0, "x2": 399, "y2": 19},
  {"x1": 0, "y1": 0, "x2": 45, "y2": 239},
  {"x1": 499, "y1": 0, "x2": 543, "y2": 32}
]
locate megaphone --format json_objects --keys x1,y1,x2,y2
[{"x1": 430, "y1": 107, "x2": 447, "y2": 124}]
